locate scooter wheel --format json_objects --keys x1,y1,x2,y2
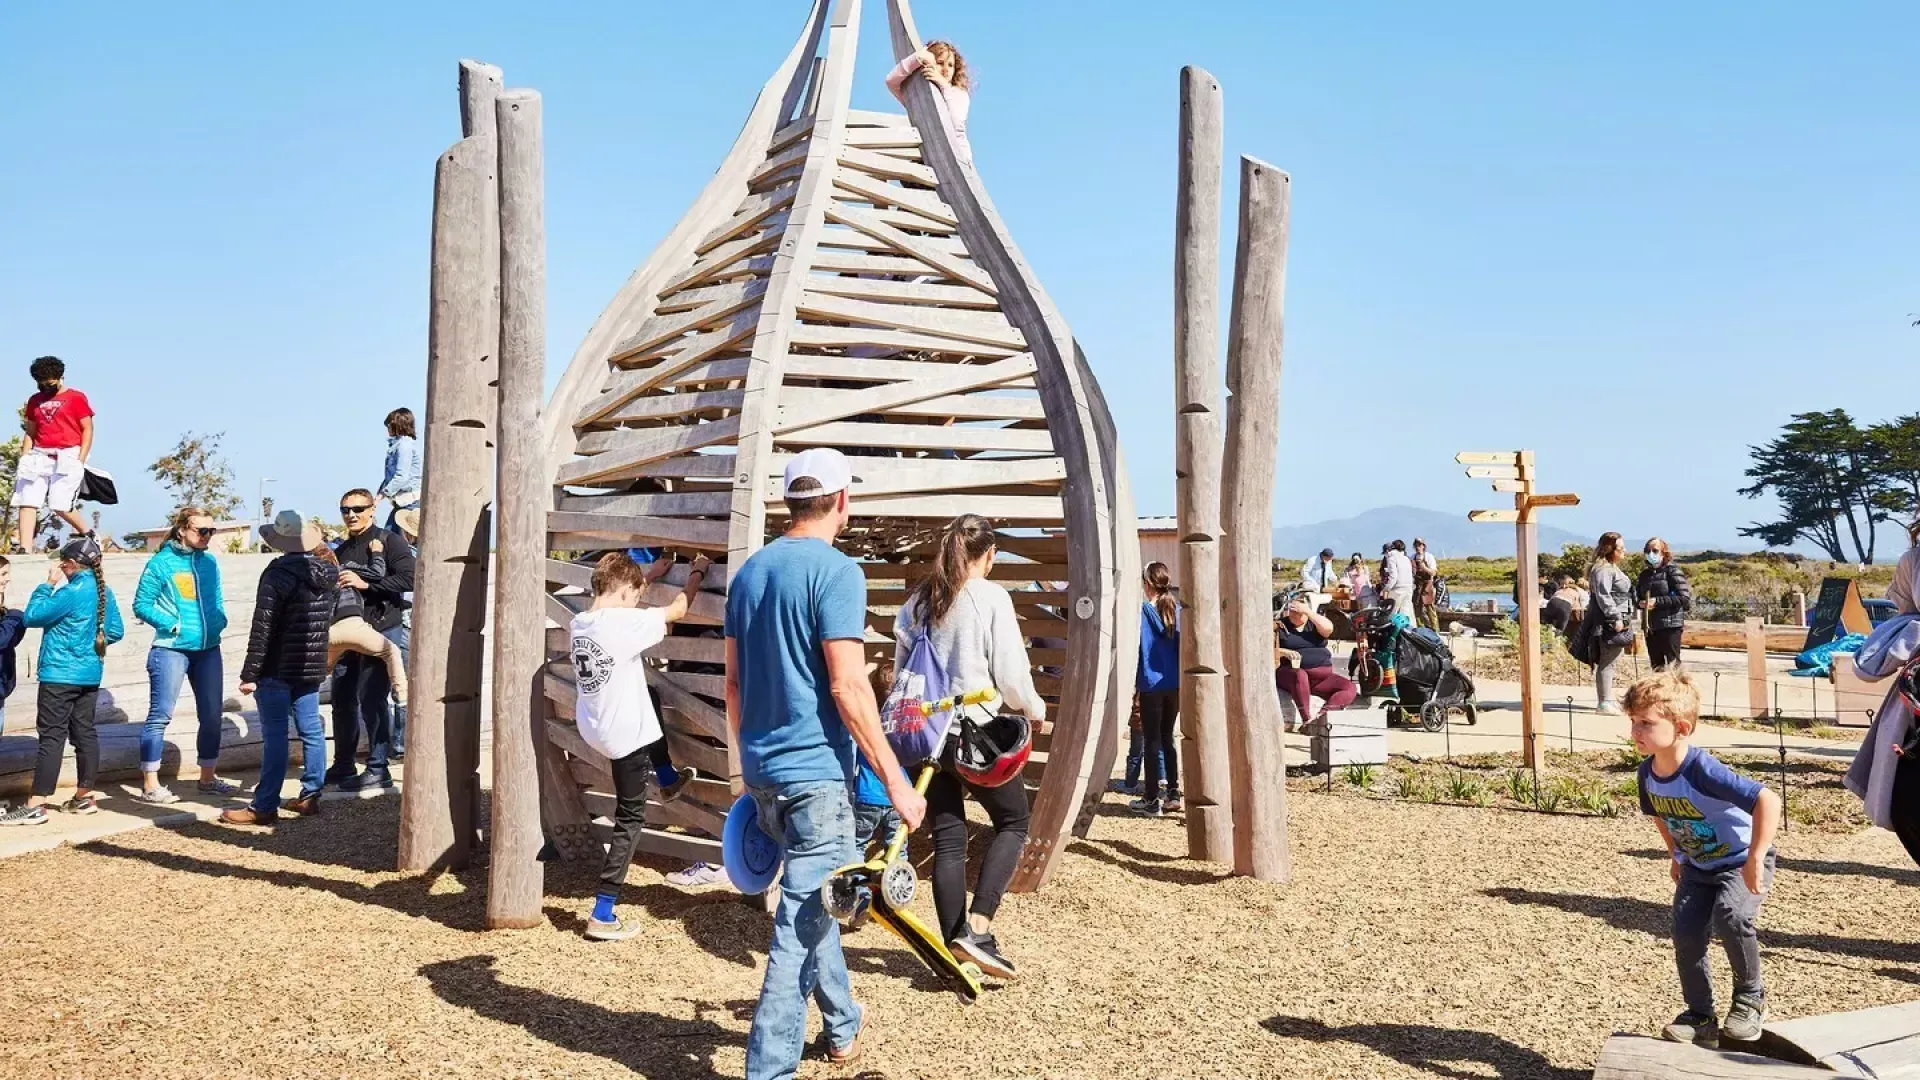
[
  {"x1": 1462, "y1": 704, "x2": 1479, "y2": 726},
  {"x1": 882, "y1": 859, "x2": 917, "y2": 908}
]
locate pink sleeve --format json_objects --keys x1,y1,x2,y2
[{"x1": 884, "y1": 53, "x2": 923, "y2": 103}]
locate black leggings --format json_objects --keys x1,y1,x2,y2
[
  {"x1": 1139, "y1": 689, "x2": 1181, "y2": 798},
  {"x1": 1892, "y1": 752, "x2": 1920, "y2": 870},
  {"x1": 34, "y1": 683, "x2": 100, "y2": 797},
  {"x1": 598, "y1": 739, "x2": 662, "y2": 889},
  {"x1": 927, "y1": 765, "x2": 1031, "y2": 943},
  {"x1": 1647, "y1": 626, "x2": 1684, "y2": 671}
]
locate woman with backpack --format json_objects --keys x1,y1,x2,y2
[
  {"x1": 0, "y1": 535, "x2": 125, "y2": 825},
  {"x1": 891, "y1": 514, "x2": 1044, "y2": 982},
  {"x1": 1587, "y1": 531, "x2": 1637, "y2": 715},
  {"x1": 1635, "y1": 537, "x2": 1692, "y2": 672}
]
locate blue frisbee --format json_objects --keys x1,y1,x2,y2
[{"x1": 722, "y1": 793, "x2": 783, "y2": 893}]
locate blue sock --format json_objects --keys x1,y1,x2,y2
[
  {"x1": 591, "y1": 890, "x2": 617, "y2": 923},
  {"x1": 654, "y1": 762, "x2": 680, "y2": 788}
]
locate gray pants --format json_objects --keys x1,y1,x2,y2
[
  {"x1": 1673, "y1": 852, "x2": 1772, "y2": 1015},
  {"x1": 1594, "y1": 643, "x2": 1625, "y2": 706}
]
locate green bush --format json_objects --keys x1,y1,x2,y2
[
  {"x1": 1505, "y1": 770, "x2": 1535, "y2": 805},
  {"x1": 1343, "y1": 762, "x2": 1376, "y2": 789}
]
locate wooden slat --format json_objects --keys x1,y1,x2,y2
[
  {"x1": 547, "y1": 511, "x2": 730, "y2": 550},
  {"x1": 860, "y1": 560, "x2": 1071, "y2": 582},
  {"x1": 774, "y1": 351, "x2": 1036, "y2": 433},
  {"x1": 545, "y1": 558, "x2": 594, "y2": 590},
  {"x1": 772, "y1": 420, "x2": 1054, "y2": 452},
  {"x1": 613, "y1": 279, "x2": 767, "y2": 362},
  {"x1": 823, "y1": 202, "x2": 996, "y2": 293},
  {"x1": 811, "y1": 249, "x2": 955, "y2": 279},
  {"x1": 662, "y1": 727, "x2": 729, "y2": 779},
  {"x1": 783, "y1": 351, "x2": 982, "y2": 383},
  {"x1": 800, "y1": 493, "x2": 1064, "y2": 519},
  {"x1": 847, "y1": 108, "x2": 908, "y2": 127},
  {"x1": 658, "y1": 228, "x2": 783, "y2": 297},
  {"x1": 646, "y1": 635, "x2": 728, "y2": 664},
  {"x1": 869, "y1": 207, "x2": 958, "y2": 236},
  {"x1": 788, "y1": 323, "x2": 1020, "y2": 358},
  {"x1": 557, "y1": 489, "x2": 735, "y2": 518},
  {"x1": 789, "y1": 387, "x2": 1044, "y2": 422},
  {"x1": 658, "y1": 357, "x2": 752, "y2": 389},
  {"x1": 584, "y1": 822, "x2": 724, "y2": 865},
  {"x1": 844, "y1": 125, "x2": 921, "y2": 150},
  {"x1": 583, "y1": 388, "x2": 744, "y2": 428},
  {"x1": 767, "y1": 115, "x2": 815, "y2": 156},
  {"x1": 838, "y1": 144, "x2": 938, "y2": 186},
  {"x1": 794, "y1": 292, "x2": 1025, "y2": 350},
  {"x1": 749, "y1": 140, "x2": 810, "y2": 187},
  {"x1": 817, "y1": 223, "x2": 970, "y2": 258},
  {"x1": 802, "y1": 274, "x2": 1000, "y2": 309},
  {"x1": 832, "y1": 171, "x2": 955, "y2": 227},
  {"x1": 584, "y1": 316, "x2": 756, "y2": 426},
  {"x1": 652, "y1": 670, "x2": 730, "y2": 740},
  {"x1": 562, "y1": 416, "x2": 742, "y2": 482}
]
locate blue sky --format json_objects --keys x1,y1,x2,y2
[{"x1": 3, "y1": 1, "x2": 1915, "y2": 553}]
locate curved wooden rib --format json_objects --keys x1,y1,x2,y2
[
  {"x1": 541, "y1": 0, "x2": 830, "y2": 470},
  {"x1": 885, "y1": 0, "x2": 1137, "y2": 892}
]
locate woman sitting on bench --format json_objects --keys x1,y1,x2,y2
[{"x1": 1275, "y1": 595, "x2": 1357, "y2": 732}]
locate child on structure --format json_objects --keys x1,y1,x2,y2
[
  {"x1": 573, "y1": 549, "x2": 711, "y2": 941},
  {"x1": 11, "y1": 356, "x2": 97, "y2": 551},
  {"x1": 318, "y1": 536, "x2": 408, "y2": 706},
  {"x1": 0, "y1": 536, "x2": 125, "y2": 824},
  {"x1": 885, "y1": 40, "x2": 973, "y2": 166},
  {"x1": 377, "y1": 408, "x2": 420, "y2": 534},
  {"x1": 1628, "y1": 669, "x2": 1782, "y2": 1048}
]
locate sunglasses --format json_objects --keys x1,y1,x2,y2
[
  {"x1": 340, "y1": 504, "x2": 374, "y2": 517},
  {"x1": 191, "y1": 527, "x2": 216, "y2": 538}
]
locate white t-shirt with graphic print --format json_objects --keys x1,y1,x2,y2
[{"x1": 569, "y1": 607, "x2": 668, "y2": 761}]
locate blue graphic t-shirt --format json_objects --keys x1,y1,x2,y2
[
  {"x1": 1637, "y1": 746, "x2": 1765, "y2": 870},
  {"x1": 724, "y1": 536, "x2": 868, "y2": 788}
]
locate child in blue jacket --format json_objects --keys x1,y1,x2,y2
[{"x1": 0, "y1": 536, "x2": 125, "y2": 825}]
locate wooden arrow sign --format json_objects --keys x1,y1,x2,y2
[
  {"x1": 1489, "y1": 479, "x2": 1527, "y2": 493},
  {"x1": 1468, "y1": 509, "x2": 1521, "y2": 523},
  {"x1": 1466, "y1": 465, "x2": 1522, "y2": 480},
  {"x1": 1455, "y1": 451, "x2": 1519, "y2": 466},
  {"x1": 1528, "y1": 493, "x2": 1580, "y2": 508}
]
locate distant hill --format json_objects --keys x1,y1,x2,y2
[{"x1": 1271, "y1": 506, "x2": 1587, "y2": 560}]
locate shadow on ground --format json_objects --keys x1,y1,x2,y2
[
  {"x1": 1485, "y1": 887, "x2": 1920, "y2": 967},
  {"x1": 1262, "y1": 1016, "x2": 1586, "y2": 1080},
  {"x1": 421, "y1": 954, "x2": 737, "y2": 1079},
  {"x1": 1620, "y1": 847, "x2": 1920, "y2": 885},
  {"x1": 1068, "y1": 837, "x2": 1231, "y2": 886}
]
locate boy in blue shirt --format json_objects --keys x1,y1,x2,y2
[{"x1": 1628, "y1": 670, "x2": 1782, "y2": 1048}]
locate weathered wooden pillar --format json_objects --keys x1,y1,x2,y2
[
  {"x1": 1173, "y1": 66, "x2": 1233, "y2": 863},
  {"x1": 1220, "y1": 156, "x2": 1291, "y2": 883},
  {"x1": 398, "y1": 58, "x2": 500, "y2": 874},
  {"x1": 488, "y1": 87, "x2": 549, "y2": 928}
]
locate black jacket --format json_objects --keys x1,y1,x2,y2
[
  {"x1": 242, "y1": 553, "x2": 339, "y2": 686},
  {"x1": 1635, "y1": 562, "x2": 1693, "y2": 631},
  {"x1": 0, "y1": 606, "x2": 25, "y2": 702},
  {"x1": 331, "y1": 526, "x2": 414, "y2": 632}
]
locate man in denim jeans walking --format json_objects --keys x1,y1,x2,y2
[{"x1": 724, "y1": 449, "x2": 925, "y2": 1079}]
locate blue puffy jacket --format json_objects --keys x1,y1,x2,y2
[
  {"x1": 25, "y1": 571, "x2": 126, "y2": 686},
  {"x1": 132, "y1": 540, "x2": 228, "y2": 652}
]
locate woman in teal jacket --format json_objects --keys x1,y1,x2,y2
[
  {"x1": 131, "y1": 507, "x2": 232, "y2": 803},
  {"x1": 0, "y1": 536, "x2": 125, "y2": 825}
]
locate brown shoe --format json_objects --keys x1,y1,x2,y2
[
  {"x1": 282, "y1": 793, "x2": 322, "y2": 816},
  {"x1": 219, "y1": 807, "x2": 279, "y2": 826},
  {"x1": 827, "y1": 1005, "x2": 867, "y2": 1065}
]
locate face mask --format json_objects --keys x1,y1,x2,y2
[{"x1": 1645, "y1": 552, "x2": 1663, "y2": 567}]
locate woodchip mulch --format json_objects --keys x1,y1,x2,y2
[{"x1": 3, "y1": 784, "x2": 1917, "y2": 1079}]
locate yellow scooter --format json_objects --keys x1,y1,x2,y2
[{"x1": 825, "y1": 688, "x2": 999, "y2": 1003}]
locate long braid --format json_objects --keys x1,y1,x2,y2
[{"x1": 89, "y1": 561, "x2": 108, "y2": 656}]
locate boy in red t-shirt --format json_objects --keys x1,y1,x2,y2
[{"x1": 11, "y1": 356, "x2": 96, "y2": 550}]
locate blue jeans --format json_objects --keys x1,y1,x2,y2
[
  {"x1": 746, "y1": 780, "x2": 862, "y2": 1080},
  {"x1": 1125, "y1": 725, "x2": 1167, "y2": 789},
  {"x1": 330, "y1": 652, "x2": 392, "y2": 778},
  {"x1": 141, "y1": 647, "x2": 224, "y2": 774},
  {"x1": 252, "y1": 678, "x2": 324, "y2": 813},
  {"x1": 383, "y1": 623, "x2": 409, "y2": 755}
]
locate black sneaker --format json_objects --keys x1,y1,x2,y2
[
  {"x1": 1721, "y1": 996, "x2": 1766, "y2": 1043},
  {"x1": 1660, "y1": 1010, "x2": 1719, "y2": 1048},
  {"x1": 60, "y1": 794, "x2": 98, "y2": 815},
  {"x1": 950, "y1": 931, "x2": 1017, "y2": 980},
  {"x1": 324, "y1": 764, "x2": 358, "y2": 787},
  {"x1": 338, "y1": 771, "x2": 395, "y2": 793},
  {"x1": 1128, "y1": 797, "x2": 1163, "y2": 818}
]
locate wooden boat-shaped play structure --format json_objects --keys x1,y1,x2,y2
[{"x1": 533, "y1": 0, "x2": 1138, "y2": 892}]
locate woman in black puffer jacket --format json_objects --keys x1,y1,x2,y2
[
  {"x1": 1635, "y1": 536, "x2": 1692, "y2": 672},
  {"x1": 222, "y1": 513, "x2": 339, "y2": 825}
]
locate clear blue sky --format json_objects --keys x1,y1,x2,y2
[{"x1": 4, "y1": 1, "x2": 1915, "y2": 552}]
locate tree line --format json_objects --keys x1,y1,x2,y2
[{"x1": 1740, "y1": 409, "x2": 1920, "y2": 564}]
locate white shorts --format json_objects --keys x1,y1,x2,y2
[{"x1": 11, "y1": 446, "x2": 84, "y2": 512}]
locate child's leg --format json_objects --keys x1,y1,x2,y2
[
  {"x1": 1671, "y1": 865, "x2": 1719, "y2": 1016},
  {"x1": 1125, "y1": 724, "x2": 1144, "y2": 787},
  {"x1": 30, "y1": 683, "x2": 75, "y2": 803},
  {"x1": 592, "y1": 745, "x2": 651, "y2": 922},
  {"x1": 331, "y1": 617, "x2": 407, "y2": 703},
  {"x1": 69, "y1": 687, "x2": 100, "y2": 796},
  {"x1": 1712, "y1": 855, "x2": 1771, "y2": 1004}
]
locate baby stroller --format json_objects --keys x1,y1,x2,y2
[{"x1": 1385, "y1": 626, "x2": 1479, "y2": 732}]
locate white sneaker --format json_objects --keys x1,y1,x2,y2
[
  {"x1": 136, "y1": 786, "x2": 181, "y2": 805},
  {"x1": 666, "y1": 861, "x2": 728, "y2": 888}
]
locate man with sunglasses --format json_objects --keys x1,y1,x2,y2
[{"x1": 326, "y1": 488, "x2": 414, "y2": 791}]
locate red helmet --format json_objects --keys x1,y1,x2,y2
[{"x1": 953, "y1": 709, "x2": 1032, "y2": 789}]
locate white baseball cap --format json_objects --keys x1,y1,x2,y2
[{"x1": 783, "y1": 447, "x2": 859, "y2": 498}]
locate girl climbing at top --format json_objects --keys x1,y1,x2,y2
[{"x1": 886, "y1": 40, "x2": 973, "y2": 165}]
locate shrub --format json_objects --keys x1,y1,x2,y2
[
  {"x1": 1444, "y1": 770, "x2": 1486, "y2": 805},
  {"x1": 1613, "y1": 741, "x2": 1644, "y2": 769},
  {"x1": 1504, "y1": 770, "x2": 1535, "y2": 805},
  {"x1": 1393, "y1": 771, "x2": 1428, "y2": 801},
  {"x1": 1343, "y1": 762, "x2": 1376, "y2": 789}
]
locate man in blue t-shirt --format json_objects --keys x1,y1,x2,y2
[{"x1": 725, "y1": 447, "x2": 925, "y2": 1078}]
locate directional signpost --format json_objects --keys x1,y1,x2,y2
[{"x1": 1457, "y1": 450, "x2": 1580, "y2": 769}]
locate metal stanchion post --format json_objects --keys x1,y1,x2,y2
[
  {"x1": 1529, "y1": 731, "x2": 1541, "y2": 811},
  {"x1": 1774, "y1": 685, "x2": 1789, "y2": 834},
  {"x1": 1712, "y1": 670, "x2": 1721, "y2": 720},
  {"x1": 1566, "y1": 695, "x2": 1575, "y2": 752}
]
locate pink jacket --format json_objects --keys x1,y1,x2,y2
[{"x1": 886, "y1": 53, "x2": 973, "y2": 165}]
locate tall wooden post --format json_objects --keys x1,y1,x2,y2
[
  {"x1": 488, "y1": 88, "x2": 547, "y2": 929},
  {"x1": 1173, "y1": 66, "x2": 1232, "y2": 863},
  {"x1": 1513, "y1": 456, "x2": 1543, "y2": 770},
  {"x1": 399, "y1": 58, "x2": 500, "y2": 873},
  {"x1": 1220, "y1": 156, "x2": 1291, "y2": 883}
]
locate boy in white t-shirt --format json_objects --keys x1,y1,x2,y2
[{"x1": 572, "y1": 548, "x2": 712, "y2": 941}]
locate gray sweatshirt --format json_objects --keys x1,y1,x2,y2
[
  {"x1": 894, "y1": 577, "x2": 1046, "y2": 722},
  {"x1": 1589, "y1": 562, "x2": 1635, "y2": 630}
]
